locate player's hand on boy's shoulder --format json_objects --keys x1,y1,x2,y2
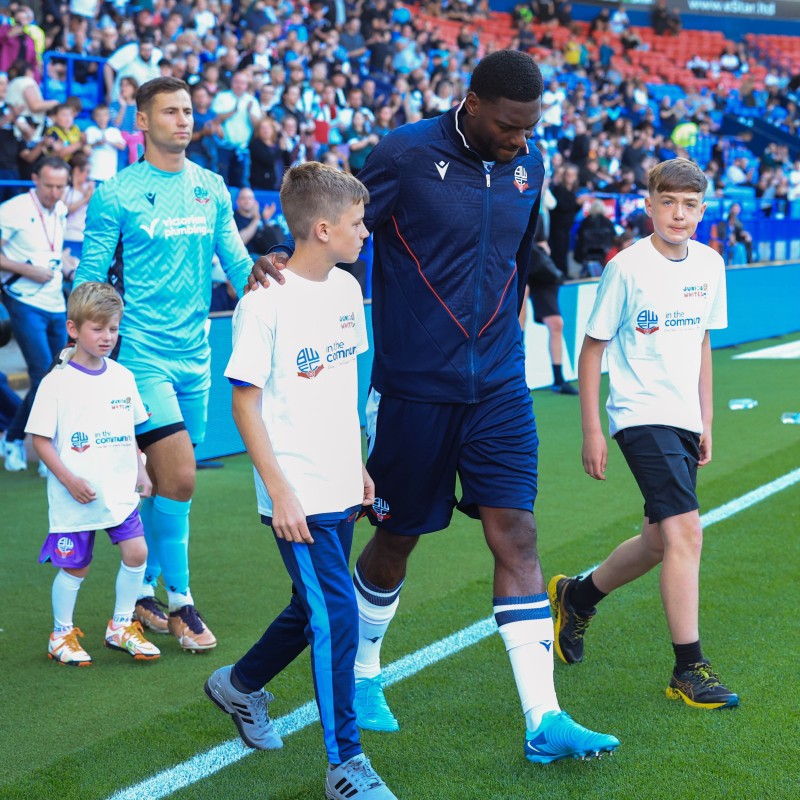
[
  {"x1": 271, "y1": 490, "x2": 314, "y2": 544},
  {"x1": 698, "y1": 428, "x2": 712, "y2": 467},
  {"x1": 66, "y1": 475, "x2": 97, "y2": 504},
  {"x1": 582, "y1": 431, "x2": 608, "y2": 481},
  {"x1": 247, "y1": 251, "x2": 288, "y2": 293},
  {"x1": 361, "y1": 465, "x2": 375, "y2": 507}
]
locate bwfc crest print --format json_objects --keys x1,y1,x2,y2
[
  {"x1": 296, "y1": 347, "x2": 324, "y2": 379},
  {"x1": 514, "y1": 166, "x2": 528, "y2": 193}
]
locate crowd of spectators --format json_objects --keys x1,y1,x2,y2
[{"x1": 0, "y1": 0, "x2": 798, "y2": 272}]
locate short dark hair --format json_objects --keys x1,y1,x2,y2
[
  {"x1": 469, "y1": 50, "x2": 542, "y2": 104},
  {"x1": 136, "y1": 77, "x2": 191, "y2": 114},
  {"x1": 648, "y1": 158, "x2": 708, "y2": 196},
  {"x1": 33, "y1": 156, "x2": 70, "y2": 176}
]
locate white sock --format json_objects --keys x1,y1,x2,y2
[
  {"x1": 137, "y1": 581, "x2": 155, "y2": 601},
  {"x1": 52, "y1": 569, "x2": 83, "y2": 633},
  {"x1": 113, "y1": 562, "x2": 146, "y2": 625},
  {"x1": 353, "y1": 563, "x2": 403, "y2": 680},
  {"x1": 167, "y1": 589, "x2": 194, "y2": 612},
  {"x1": 494, "y1": 593, "x2": 561, "y2": 731}
]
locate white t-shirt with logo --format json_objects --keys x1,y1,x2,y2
[
  {"x1": 0, "y1": 192, "x2": 67, "y2": 313},
  {"x1": 26, "y1": 359, "x2": 149, "y2": 532},
  {"x1": 585, "y1": 235, "x2": 727, "y2": 436},
  {"x1": 225, "y1": 268, "x2": 368, "y2": 517}
]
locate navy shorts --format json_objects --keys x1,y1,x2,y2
[
  {"x1": 614, "y1": 425, "x2": 700, "y2": 524},
  {"x1": 364, "y1": 387, "x2": 538, "y2": 535}
]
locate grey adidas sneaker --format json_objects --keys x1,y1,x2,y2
[
  {"x1": 325, "y1": 754, "x2": 398, "y2": 800},
  {"x1": 204, "y1": 665, "x2": 283, "y2": 750}
]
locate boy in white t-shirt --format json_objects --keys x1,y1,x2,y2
[
  {"x1": 549, "y1": 159, "x2": 739, "y2": 710},
  {"x1": 204, "y1": 163, "x2": 397, "y2": 800},
  {"x1": 84, "y1": 103, "x2": 126, "y2": 181},
  {"x1": 26, "y1": 282, "x2": 160, "y2": 665}
]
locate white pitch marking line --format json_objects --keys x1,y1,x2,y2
[{"x1": 108, "y1": 466, "x2": 800, "y2": 800}]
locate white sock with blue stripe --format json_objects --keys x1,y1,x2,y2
[
  {"x1": 353, "y1": 562, "x2": 403, "y2": 680},
  {"x1": 494, "y1": 593, "x2": 560, "y2": 731}
]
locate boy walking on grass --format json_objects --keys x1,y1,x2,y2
[
  {"x1": 204, "y1": 163, "x2": 397, "y2": 800},
  {"x1": 27, "y1": 282, "x2": 160, "y2": 665},
  {"x1": 550, "y1": 158, "x2": 738, "y2": 709}
]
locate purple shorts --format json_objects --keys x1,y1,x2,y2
[{"x1": 39, "y1": 509, "x2": 144, "y2": 569}]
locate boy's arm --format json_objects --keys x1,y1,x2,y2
[
  {"x1": 578, "y1": 334, "x2": 609, "y2": 480},
  {"x1": 136, "y1": 452, "x2": 152, "y2": 497},
  {"x1": 698, "y1": 330, "x2": 713, "y2": 467},
  {"x1": 32, "y1": 435, "x2": 97, "y2": 504},
  {"x1": 231, "y1": 384, "x2": 313, "y2": 544}
]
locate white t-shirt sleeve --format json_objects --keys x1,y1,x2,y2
[
  {"x1": 85, "y1": 126, "x2": 101, "y2": 146},
  {"x1": 225, "y1": 295, "x2": 276, "y2": 388},
  {"x1": 705, "y1": 259, "x2": 728, "y2": 330},
  {"x1": 25, "y1": 373, "x2": 58, "y2": 438},
  {"x1": 586, "y1": 259, "x2": 628, "y2": 341},
  {"x1": 354, "y1": 287, "x2": 368, "y2": 355},
  {"x1": 105, "y1": 126, "x2": 125, "y2": 146},
  {"x1": 211, "y1": 92, "x2": 236, "y2": 115}
]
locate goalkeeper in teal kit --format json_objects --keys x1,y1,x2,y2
[{"x1": 75, "y1": 77, "x2": 253, "y2": 651}]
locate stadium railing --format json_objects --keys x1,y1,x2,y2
[{"x1": 42, "y1": 51, "x2": 106, "y2": 113}]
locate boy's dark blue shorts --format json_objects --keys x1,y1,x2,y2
[
  {"x1": 614, "y1": 425, "x2": 700, "y2": 524},
  {"x1": 363, "y1": 387, "x2": 538, "y2": 536}
]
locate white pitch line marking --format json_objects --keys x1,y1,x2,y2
[{"x1": 108, "y1": 466, "x2": 800, "y2": 800}]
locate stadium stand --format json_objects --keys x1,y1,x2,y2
[{"x1": 0, "y1": 0, "x2": 798, "y2": 284}]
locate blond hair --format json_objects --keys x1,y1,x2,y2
[
  {"x1": 67, "y1": 282, "x2": 123, "y2": 328},
  {"x1": 279, "y1": 162, "x2": 369, "y2": 241}
]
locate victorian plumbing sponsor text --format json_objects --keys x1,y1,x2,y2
[{"x1": 139, "y1": 217, "x2": 210, "y2": 239}]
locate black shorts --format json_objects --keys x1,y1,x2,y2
[
  {"x1": 614, "y1": 425, "x2": 700, "y2": 524},
  {"x1": 528, "y1": 282, "x2": 561, "y2": 323}
]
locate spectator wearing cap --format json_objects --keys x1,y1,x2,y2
[{"x1": 212, "y1": 70, "x2": 262, "y2": 187}]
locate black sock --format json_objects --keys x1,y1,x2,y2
[
  {"x1": 672, "y1": 640, "x2": 704, "y2": 673},
  {"x1": 568, "y1": 573, "x2": 607, "y2": 613},
  {"x1": 552, "y1": 363, "x2": 564, "y2": 385},
  {"x1": 230, "y1": 665, "x2": 257, "y2": 694}
]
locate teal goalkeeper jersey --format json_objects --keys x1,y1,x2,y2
[{"x1": 76, "y1": 158, "x2": 253, "y2": 358}]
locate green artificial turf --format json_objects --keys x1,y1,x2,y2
[{"x1": 1, "y1": 333, "x2": 798, "y2": 800}]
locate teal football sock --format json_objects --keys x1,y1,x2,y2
[
  {"x1": 152, "y1": 495, "x2": 192, "y2": 596},
  {"x1": 139, "y1": 496, "x2": 161, "y2": 591}
]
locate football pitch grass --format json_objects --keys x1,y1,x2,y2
[{"x1": 2, "y1": 332, "x2": 798, "y2": 800}]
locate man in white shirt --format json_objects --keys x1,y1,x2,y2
[
  {"x1": 104, "y1": 35, "x2": 162, "y2": 102},
  {"x1": 211, "y1": 70, "x2": 263, "y2": 187},
  {"x1": 0, "y1": 156, "x2": 71, "y2": 471}
]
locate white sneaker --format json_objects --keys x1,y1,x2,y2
[
  {"x1": 4, "y1": 438, "x2": 27, "y2": 471},
  {"x1": 48, "y1": 628, "x2": 92, "y2": 666},
  {"x1": 104, "y1": 620, "x2": 161, "y2": 660}
]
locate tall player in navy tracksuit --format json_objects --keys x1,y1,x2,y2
[{"x1": 253, "y1": 50, "x2": 619, "y2": 763}]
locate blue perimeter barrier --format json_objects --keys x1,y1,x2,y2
[{"x1": 195, "y1": 260, "x2": 800, "y2": 461}]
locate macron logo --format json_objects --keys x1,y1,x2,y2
[
  {"x1": 435, "y1": 160, "x2": 450, "y2": 180},
  {"x1": 139, "y1": 219, "x2": 160, "y2": 239}
]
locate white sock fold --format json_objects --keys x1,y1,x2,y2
[
  {"x1": 353, "y1": 564, "x2": 403, "y2": 680},
  {"x1": 494, "y1": 593, "x2": 561, "y2": 731}
]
